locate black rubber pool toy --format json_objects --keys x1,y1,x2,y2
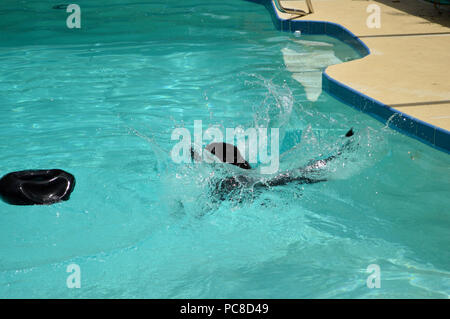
[{"x1": 0, "y1": 169, "x2": 75, "y2": 205}]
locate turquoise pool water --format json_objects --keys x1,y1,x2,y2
[{"x1": 0, "y1": 0, "x2": 449, "y2": 298}]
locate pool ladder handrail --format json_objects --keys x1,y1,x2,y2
[{"x1": 273, "y1": 0, "x2": 314, "y2": 19}]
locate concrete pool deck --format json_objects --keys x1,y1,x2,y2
[{"x1": 275, "y1": 0, "x2": 450, "y2": 132}]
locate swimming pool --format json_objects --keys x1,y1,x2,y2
[{"x1": 0, "y1": 0, "x2": 449, "y2": 298}]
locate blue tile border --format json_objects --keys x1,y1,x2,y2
[{"x1": 259, "y1": 0, "x2": 450, "y2": 153}]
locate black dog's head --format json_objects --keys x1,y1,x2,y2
[{"x1": 205, "y1": 142, "x2": 251, "y2": 170}]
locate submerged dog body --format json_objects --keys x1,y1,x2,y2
[{"x1": 191, "y1": 129, "x2": 354, "y2": 199}]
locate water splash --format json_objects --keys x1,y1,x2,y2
[{"x1": 383, "y1": 113, "x2": 400, "y2": 130}]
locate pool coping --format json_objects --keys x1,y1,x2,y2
[{"x1": 261, "y1": 0, "x2": 450, "y2": 154}]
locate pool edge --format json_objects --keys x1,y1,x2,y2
[{"x1": 262, "y1": 0, "x2": 450, "y2": 154}]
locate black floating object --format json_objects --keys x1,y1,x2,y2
[
  {"x1": 0, "y1": 169, "x2": 75, "y2": 206},
  {"x1": 205, "y1": 142, "x2": 252, "y2": 170},
  {"x1": 53, "y1": 4, "x2": 69, "y2": 10},
  {"x1": 345, "y1": 128, "x2": 354, "y2": 137}
]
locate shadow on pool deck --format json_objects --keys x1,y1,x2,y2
[{"x1": 375, "y1": 0, "x2": 450, "y2": 29}]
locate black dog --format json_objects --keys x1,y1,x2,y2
[{"x1": 191, "y1": 129, "x2": 354, "y2": 199}]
